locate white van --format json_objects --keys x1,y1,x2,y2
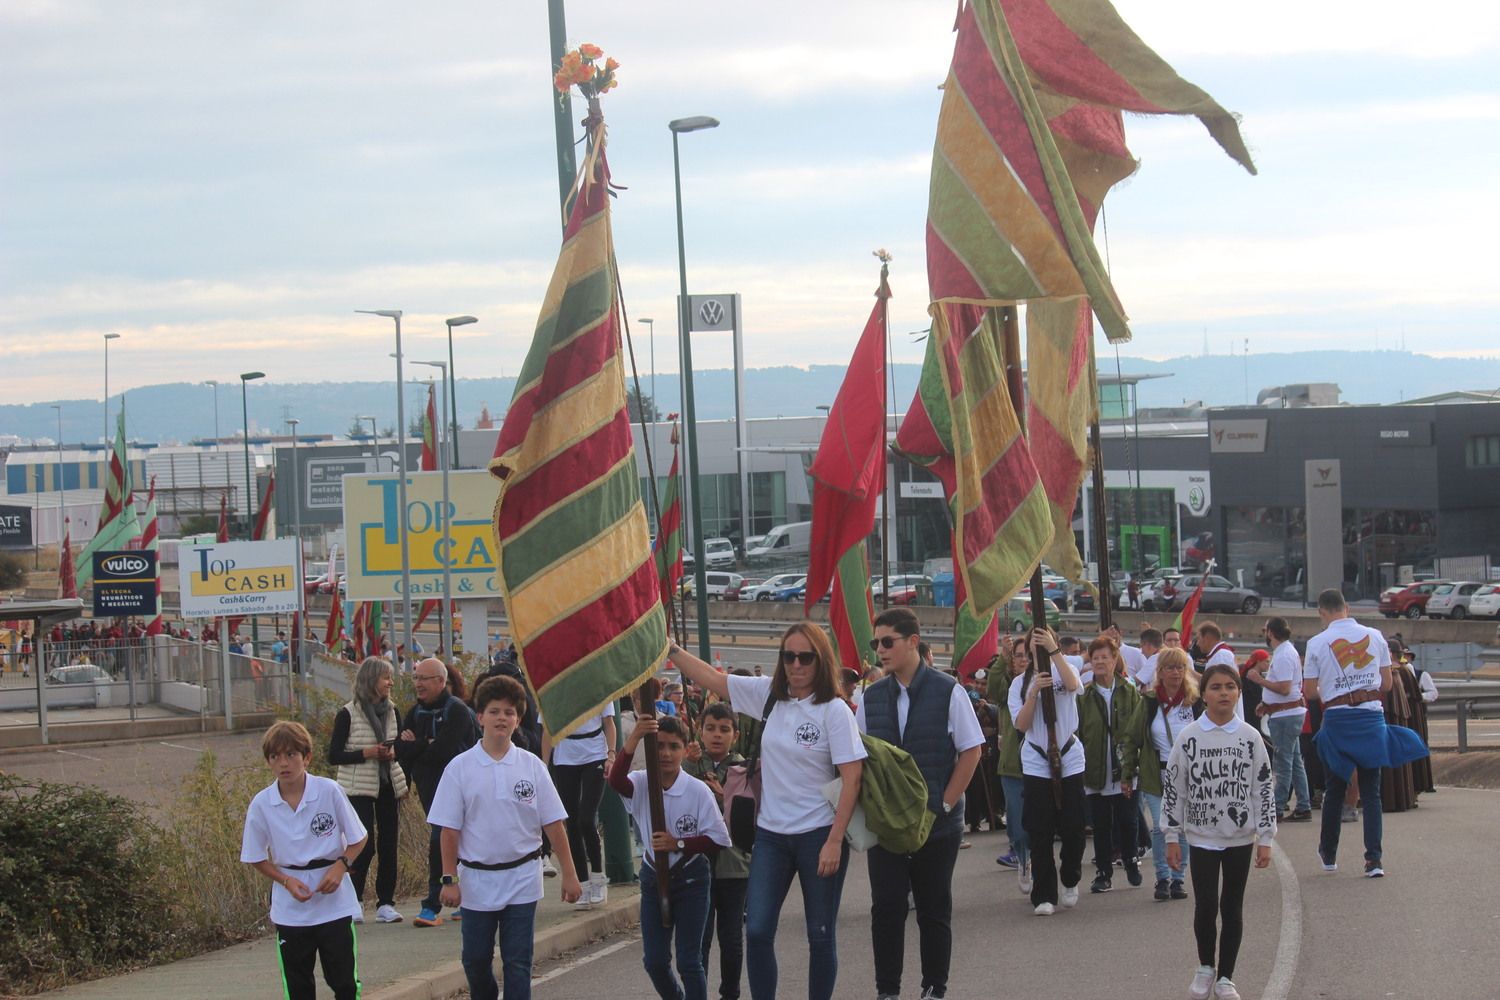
[{"x1": 746, "y1": 522, "x2": 812, "y2": 563}]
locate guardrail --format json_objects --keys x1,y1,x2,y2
[{"x1": 1456, "y1": 697, "x2": 1500, "y2": 753}]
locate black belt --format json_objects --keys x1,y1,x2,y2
[
  {"x1": 566, "y1": 727, "x2": 603, "y2": 740},
  {"x1": 284, "y1": 858, "x2": 337, "y2": 871},
  {"x1": 1025, "y1": 736, "x2": 1077, "y2": 760},
  {"x1": 459, "y1": 848, "x2": 542, "y2": 871}
]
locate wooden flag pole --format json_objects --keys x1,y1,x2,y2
[{"x1": 633, "y1": 678, "x2": 674, "y2": 928}]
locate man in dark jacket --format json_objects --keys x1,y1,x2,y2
[{"x1": 395, "y1": 657, "x2": 479, "y2": 927}]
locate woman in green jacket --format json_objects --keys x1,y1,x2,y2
[
  {"x1": 1078, "y1": 635, "x2": 1144, "y2": 894},
  {"x1": 994, "y1": 635, "x2": 1032, "y2": 894},
  {"x1": 1121, "y1": 647, "x2": 1202, "y2": 901}
]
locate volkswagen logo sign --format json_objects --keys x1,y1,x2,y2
[
  {"x1": 103, "y1": 554, "x2": 149, "y2": 576},
  {"x1": 698, "y1": 299, "x2": 726, "y2": 326}
]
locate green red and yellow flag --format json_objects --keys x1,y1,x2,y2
[
  {"x1": 489, "y1": 137, "x2": 667, "y2": 740},
  {"x1": 653, "y1": 418, "x2": 684, "y2": 612},
  {"x1": 74, "y1": 407, "x2": 140, "y2": 587}
]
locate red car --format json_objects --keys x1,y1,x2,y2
[{"x1": 1379, "y1": 580, "x2": 1447, "y2": 619}]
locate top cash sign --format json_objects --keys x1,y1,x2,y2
[{"x1": 342, "y1": 471, "x2": 500, "y2": 601}]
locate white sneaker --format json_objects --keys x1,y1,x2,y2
[
  {"x1": 589, "y1": 876, "x2": 608, "y2": 906},
  {"x1": 1213, "y1": 977, "x2": 1242, "y2": 1000},
  {"x1": 351, "y1": 909, "x2": 365, "y2": 924},
  {"x1": 1061, "y1": 885, "x2": 1079, "y2": 908},
  {"x1": 1017, "y1": 862, "x2": 1033, "y2": 896},
  {"x1": 1033, "y1": 902, "x2": 1055, "y2": 916},
  {"x1": 541, "y1": 856, "x2": 559, "y2": 878},
  {"x1": 1189, "y1": 965, "x2": 1215, "y2": 1000},
  {"x1": 375, "y1": 904, "x2": 403, "y2": 923}
]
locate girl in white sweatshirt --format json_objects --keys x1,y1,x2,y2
[{"x1": 1164, "y1": 663, "x2": 1276, "y2": 1000}]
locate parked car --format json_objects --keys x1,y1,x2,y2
[
  {"x1": 703, "y1": 538, "x2": 738, "y2": 569},
  {"x1": 771, "y1": 578, "x2": 809, "y2": 602},
  {"x1": 1148, "y1": 574, "x2": 1262, "y2": 615},
  {"x1": 1468, "y1": 584, "x2": 1500, "y2": 619},
  {"x1": 47, "y1": 664, "x2": 112, "y2": 685},
  {"x1": 872, "y1": 574, "x2": 932, "y2": 600},
  {"x1": 1426, "y1": 581, "x2": 1486, "y2": 620},
  {"x1": 1378, "y1": 580, "x2": 1448, "y2": 619},
  {"x1": 679, "y1": 571, "x2": 746, "y2": 600},
  {"x1": 1003, "y1": 596, "x2": 1062, "y2": 633},
  {"x1": 744, "y1": 572, "x2": 807, "y2": 601}
]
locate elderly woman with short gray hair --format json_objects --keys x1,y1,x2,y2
[{"x1": 329, "y1": 656, "x2": 409, "y2": 923}]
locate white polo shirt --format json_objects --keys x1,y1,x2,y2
[
  {"x1": 726, "y1": 674, "x2": 867, "y2": 835},
  {"x1": 620, "y1": 769, "x2": 731, "y2": 870},
  {"x1": 1261, "y1": 642, "x2": 1307, "y2": 719},
  {"x1": 854, "y1": 675, "x2": 986, "y2": 753},
  {"x1": 551, "y1": 703, "x2": 615, "y2": 766},
  {"x1": 1304, "y1": 617, "x2": 1390, "y2": 713},
  {"x1": 1119, "y1": 644, "x2": 1155, "y2": 685},
  {"x1": 240, "y1": 774, "x2": 366, "y2": 927},
  {"x1": 427, "y1": 741, "x2": 568, "y2": 911},
  {"x1": 1007, "y1": 663, "x2": 1085, "y2": 780}
]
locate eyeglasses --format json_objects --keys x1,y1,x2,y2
[
  {"x1": 868, "y1": 635, "x2": 912, "y2": 651},
  {"x1": 781, "y1": 650, "x2": 817, "y2": 666}
]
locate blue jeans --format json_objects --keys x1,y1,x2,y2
[
  {"x1": 459, "y1": 901, "x2": 536, "y2": 1000},
  {"x1": 744, "y1": 826, "x2": 849, "y2": 1000},
  {"x1": 1142, "y1": 791, "x2": 1188, "y2": 882},
  {"x1": 1320, "y1": 766, "x2": 1384, "y2": 864},
  {"x1": 1267, "y1": 714, "x2": 1311, "y2": 814},
  {"x1": 640, "y1": 857, "x2": 713, "y2": 1000},
  {"x1": 999, "y1": 775, "x2": 1028, "y2": 867}
]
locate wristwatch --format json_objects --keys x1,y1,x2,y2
[
  {"x1": 676, "y1": 839, "x2": 686, "y2": 850},
  {"x1": 942, "y1": 801, "x2": 956, "y2": 814},
  {"x1": 440, "y1": 873, "x2": 459, "y2": 886}
]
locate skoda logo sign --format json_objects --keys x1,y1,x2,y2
[
  {"x1": 1188, "y1": 487, "x2": 1206, "y2": 514},
  {"x1": 698, "y1": 299, "x2": 725, "y2": 326},
  {"x1": 102, "y1": 554, "x2": 149, "y2": 575}
]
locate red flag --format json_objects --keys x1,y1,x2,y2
[
  {"x1": 348, "y1": 603, "x2": 368, "y2": 660},
  {"x1": 1173, "y1": 573, "x2": 1210, "y2": 642},
  {"x1": 216, "y1": 492, "x2": 230, "y2": 543},
  {"x1": 58, "y1": 519, "x2": 78, "y2": 599},
  {"x1": 420, "y1": 383, "x2": 439, "y2": 472},
  {"x1": 142, "y1": 476, "x2": 164, "y2": 636},
  {"x1": 654, "y1": 418, "x2": 684, "y2": 610},
  {"x1": 252, "y1": 473, "x2": 275, "y2": 540},
  {"x1": 324, "y1": 589, "x2": 345, "y2": 656}
]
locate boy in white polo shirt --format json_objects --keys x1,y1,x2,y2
[
  {"x1": 240, "y1": 720, "x2": 368, "y2": 1000},
  {"x1": 428, "y1": 675, "x2": 582, "y2": 1000}
]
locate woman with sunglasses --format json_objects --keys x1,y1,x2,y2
[{"x1": 669, "y1": 623, "x2": 866, "y2": 1000}]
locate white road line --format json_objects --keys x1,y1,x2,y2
[
  {"x1": 159, "y1": 742, "x2": 208, "y2": 752},
  {"x1": 55, "y1": 749, "x2": 103, "y2": 761},
  {"x1": 532, "y1": 935, "x2": 638, "y2": 986},
  {"x1": 1263, "y1": 841, "x2": 1303, "y2": 1000}
]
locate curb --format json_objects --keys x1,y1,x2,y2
[{"x1": 366, "y1": 894, "x2": 640, "y2": 1000}]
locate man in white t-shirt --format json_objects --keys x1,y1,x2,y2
[
  {"x1": 1111, "y1": 625, "x2": 1161, "y2": 687},
  {"x1": 1196, "y1": 621, "x2": 1244, "y2": 719},
  {"x1": 1245, "y1": 617, "x2": 1311, "y2": 821},
  {"x1": 1304, "y1": 589, "x2": 1427, "y2": 878}
]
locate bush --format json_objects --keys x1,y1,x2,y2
[
  {"x1": 0, "y1": 552, "x2": 25, "y2": 591},
  {"x1": 0, "y1": 775, "x2": 180, "y2": 993}
]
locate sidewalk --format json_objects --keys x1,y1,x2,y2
[{"x1": 40, "y1": 886, "x2": 640, "y2": 1000}]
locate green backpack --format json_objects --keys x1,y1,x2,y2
[{"x1": 858, "y1": 733, "x2": 935, "y2": 855}]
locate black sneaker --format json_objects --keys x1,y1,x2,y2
[
  {"x1": 1154, "y1": 878, "x2": 1171, "y2": 901},
  {"x1": 1364, "y1": 860, "x2": 1385, "y2": 878},
  {"x1": 1170, "y1": 879, "x2": 1188, "y2": 900},
  {"x1": 1124, "y1": 864, "x2": 1143, "y2": 887},
  {"x1": 1289, "y1": 809, "x2": 1313, "y2": 822},
  {"x1": 1090, "y1": 874, "x2": 1113, "y2": 894}
]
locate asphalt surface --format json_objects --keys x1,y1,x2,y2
[{"x1": 527, "y1": 788, "x2": 1500, "y2": 1000}]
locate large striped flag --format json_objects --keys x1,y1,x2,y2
[
  {"x1": 489, "y1": 137, "x2": 667, "y2": 740},
  {"x1": 141, "y1": 476, "x2": 164, "y2": 635},
  {"x1": 251, "y1": 474, "x2": 275, "y2": 540},
  {"x1": 74, "y1": 408, "x2": 140, "y2": 587},
  {"x1": 653, "y1": 417, "x2": 684, "y2": 612},
  {"x1": 804, "y1": 264, "x2": 889, "y2": 671},
  {"x1": 58, "y1": 519, "x2": 78, "y2": 600}
]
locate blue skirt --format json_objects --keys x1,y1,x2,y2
[{"x1": 1314, "y1": 706, "x2": 1428, "y2": 778}]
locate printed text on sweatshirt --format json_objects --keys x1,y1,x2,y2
[{"x1": 1162, "y1": 717, "x2": 1277, "y2": 851}]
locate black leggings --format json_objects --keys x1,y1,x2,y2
[
  {"x1": 1189, "y1": 843, "x2": 1253, "y2": 980},
  {"x1": 553, "y1": 760, "x2": 606, "y2": 876},
  {"x1": 350, "y1": 785, "x2": 399, "y2": 907}
]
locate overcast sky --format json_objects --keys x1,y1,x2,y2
[{"x1": 3, "y1": 0, "x2": 1497, "y2": 405}]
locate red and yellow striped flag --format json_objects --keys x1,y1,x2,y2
[{"x1": 489, "y1": 141, "x2": 667, "y2": 740}]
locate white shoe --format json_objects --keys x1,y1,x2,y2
[
  {"x1": 1061, "y1": 885, "x2": 1079, "y2": 908},
  {"x1": 541, "y1": 856, "x2": 558, "y2": 878},
  {"x1": 1033, "y1": 902, "x2": 1054, "y2": 915},
  {"x1": 1189, "y1": 965, "x2": 1215, "y2": 1000},
  {"x1": 1017, "y1": 862, "x2": 1033, "y2": 896},
  {"x1": 1213, "y1": 977, "x2": 1242, "y2": 1000},
  {"x1": 351, "y1": 909, "x2": 365, "y2": 924},
  {"x1": 375, "y1": 904, "x2": 403, "y2": 923},
  {"x1": 589, "y1": 876, "x2": 608, "y2": 906}
]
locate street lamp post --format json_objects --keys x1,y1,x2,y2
[
  {"x1": 670, "y1": 114, "x2": 720, "y2": 660},
  {"x1": 205, "y1": 381, "x2": 221, "y2": 449},
  {"x1": 412, "y1": 361, "x2": 454, "y2": 661},
  {"x1": 357, "y1": 309, "x2": 415, "y2": 666},
  {"x1": 103, "y1": 333, "x2": 121, "y2": 444},
  {"x1": 445, "y1": 316, "x2": 477, "y2": 470},
  {"x1": 287, "y1": 416, "x2": 306, "y2": 691},
  {"x1": 240, "y1": 372, "x2": 265, "y2": 657},
  {"x1": 50, "y1": 405, "x2": 64, "y2": 569}
]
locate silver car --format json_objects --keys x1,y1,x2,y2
[
  {"x1": 1426, "y1": 581, "x2": 1486, "y2": 620},
  {"x1": 1149, "y1": 573, "x2": 1263, "y2": 615}
]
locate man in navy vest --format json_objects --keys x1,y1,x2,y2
[{"x1": 856, "y1": 608, "x2": 984, "y2": 1000}]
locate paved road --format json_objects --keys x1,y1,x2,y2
[{"x1": 527, "y1": 787, "x2": 1500, "y2": 1000}]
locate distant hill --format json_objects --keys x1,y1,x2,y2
[{"x1": 3, "y1": 350, "x2": 1497, "y2": 445}]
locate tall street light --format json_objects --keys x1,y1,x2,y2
[
  {"x1": 103, "y1": 333, "x2": 121, "y2": 444},
  {"x1": 670, "y1": 114, "x2": 719, "y2": 660},
  {"x1": 205, "y1": 380, "x2": 221, "y2": 449},
  {"x1": 287, "y1": 416, "x2": 305, "y2": 683},
  {"x1": 52, "y1": 405, "x2": 64, "y2": 567},
  {"x1": 445, "y1": 316, "x2": 477, "y2": 469},
  {"x1": 357, "y1": 309, "x2": 414, "y2": 665},
  {"x1": 239, "y1": 372, "x2": 265, "y2": 538},
  {"x1": 412, "y1": 360, "x2": 454, "y2": 660}
]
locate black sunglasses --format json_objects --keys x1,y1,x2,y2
[
  {"x1": 781, "y1": 650, "x2": 818, "y2": 666},
  {"x1": 868, "y1": 635, "x2": 912, "y2": 651}
]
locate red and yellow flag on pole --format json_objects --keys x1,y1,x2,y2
[
  {"x1": 252, "y1": 473, "x2": 275, "y2": 540},
  {"x1": 804, "y1": 263, "x2": 889, "y2": 672},
  {"x1": 653, "y1": 418, "x2": 684, "y2": 612},
  {"x1": 489, "y1": 128, "x2": 667, "y2": 740},
  {"x1": 142, "y1": 476, "x2": 164, "y2": 635},
  {"x1": 58, "y1": 519, "x2": 78, "y2": 600},
  {"x1": 420, "y1": 384, "x2": 439, "y2": 473}
]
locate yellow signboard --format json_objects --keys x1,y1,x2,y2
[{"x1": 341, "y1": 471, "x2": 501, "y2": 601}]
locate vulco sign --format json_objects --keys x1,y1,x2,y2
[
  {"x1": 178, "y1": 539, "x2": 300, "y2": 619},
  {"x1": 101, "y1": 554, "x2": 150, "y2": 576}
]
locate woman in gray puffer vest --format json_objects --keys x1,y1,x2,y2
[{"x1": 329, "y1": 657, "x2": 409, "y2": 923}]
